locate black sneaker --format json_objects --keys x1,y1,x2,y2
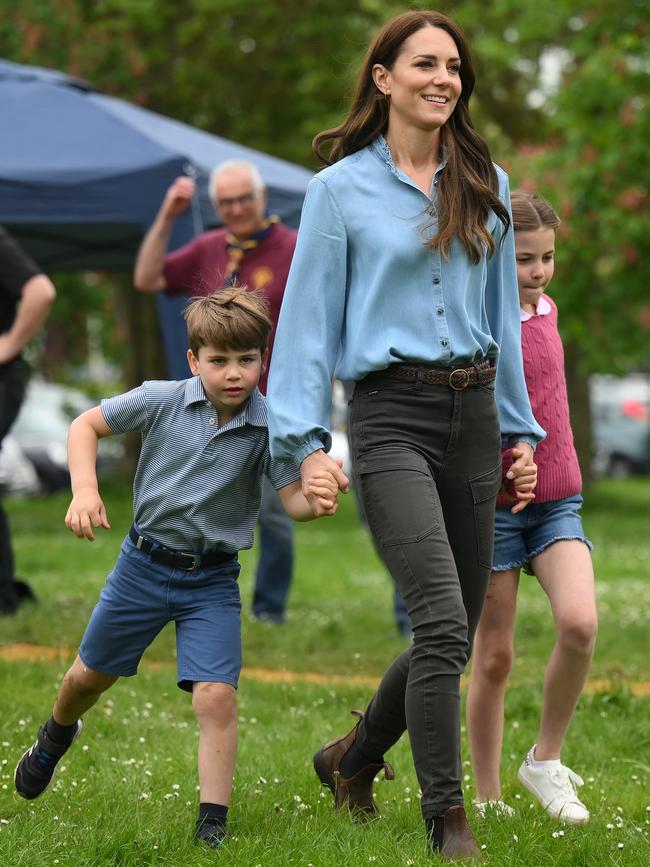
[
  {"x1": 14, "y1": 720, "x2": 83, "y2": 799},
  {"x1": 195, "y1": 818, "x2": 227, "y2": 848}
]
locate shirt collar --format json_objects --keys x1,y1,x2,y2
[
  {"x1": 240, "y1": 388, "x2": 267, "y2": 428},
  {"x1": 370, "y1": 135, "x2": 448, "y2": 179},
  {"x1": 520, "y1": 295, "x2": 552, "y2": 321},
  {"x1": 183, "y1": 377, "x2": 267, "y2": 428},
  {"x1": 184, "y1": 375, "x2": 206, "y2": 407},
  {"x1": 370, "y1": 135, "x2": 397, "y2": 174}
]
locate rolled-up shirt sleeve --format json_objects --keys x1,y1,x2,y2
[
  {"x1": 486, "y1": 175, "x2": 546, "y2": 449},
  {"x1": 267, "y1": 177, "x2": 348, "y2": 463}
]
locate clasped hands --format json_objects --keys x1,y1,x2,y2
[
  {"x1": 300, "y1": 450, "x2": 350, "y2": 517},
  {"x1": 301, "y1": 442, "x2": 538, "y2": 518},
  {"x1": 503, "y1": 442, "x2": 537, "y2": 514}
]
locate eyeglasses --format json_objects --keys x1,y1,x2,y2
[{"x1": 216, "y1": 191, "x2": 258, "y2": 210}]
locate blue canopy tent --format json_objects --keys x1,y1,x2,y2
[{"x1": 0, "y1": 59, "x2": 312, "y2": 377}]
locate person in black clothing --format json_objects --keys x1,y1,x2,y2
[{"x1": 0, "y1": 227, "x2": 56, "y2": 614}]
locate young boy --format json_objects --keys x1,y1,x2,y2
[{"x1": 14, "y1": 287, "x2": 339, "y2": 847}]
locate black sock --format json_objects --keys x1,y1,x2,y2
[
  {"x1": 426, "y1": 814, "x2": 445, "y2": 851},
  {"x1": 197, "y1": 802, "x2": 228, "y2": 831},
  {"x1": 45, "y1": 716, "x2": 79, "y2": 746},
  {"x1": 339, "y1": 740, "x2": 383, "y2": 778}
]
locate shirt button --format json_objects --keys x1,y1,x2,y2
[
  {"x1": 441, "y1": 339, "x2": 449, "y2": 347},
  {"x1": 437, "y1": 307, "x2": 444, "y2": 315},
  {"x1": 433, "y1": 276, "x2": 441, "y2": 284},
  {"x1": 208, "y1": 418, "x2": 216, "y2": 425}
]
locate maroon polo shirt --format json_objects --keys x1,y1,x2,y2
[{"x1": 163, "y1": 223, "x2": 297, "y2": 393}]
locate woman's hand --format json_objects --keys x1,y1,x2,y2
[{"x1": 300, "y1": 449, "x2": 350, "y2": 516}]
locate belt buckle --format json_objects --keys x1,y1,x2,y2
[
  {"x1": 449, "y1": 368, "x2": 470, "y2": 390},
  {"x1": 178, "y1": 552, "x2": 197, "y2": 571}
]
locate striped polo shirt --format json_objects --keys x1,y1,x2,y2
[{"x1": 101, "y1": 377, "x2": 300, "y2": 553}]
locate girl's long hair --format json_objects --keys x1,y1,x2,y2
[{"x1": 313, "y1": 10, "x2": 510, "y2": 263}]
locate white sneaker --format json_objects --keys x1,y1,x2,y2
[
  {"x1": 473, "y1": 798, "x2": 515, "y2": 818},
  {"x1": 518, "y1": 745, "x2": 590, "y2": 825}
]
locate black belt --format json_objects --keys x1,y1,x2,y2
[
  {"x1": 129, "y1": 526, "x2": 235, "y2": 571},
  {"x1": 362, "y1": 359, "x2": 495, "y2": 390}
]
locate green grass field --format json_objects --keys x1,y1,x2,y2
[{"x1": 1, "y1": 479, "x2": 649, "y2": 865}]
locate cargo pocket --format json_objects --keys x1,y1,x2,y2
[
  {"x1": 469, "y1": 463, "x2": 502, "y2": 568},
  {"x1": 356, "y1": 449, "x2": 441, "y2": 548}
]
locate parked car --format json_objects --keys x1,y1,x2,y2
[
  {"x1": 0, "y1": 434, "x2": 41, "y2": 495},
  {"x1": 0, "y1": 378, "x2": 124, "y2": 495},
  {"x1": 590, "y1": 374, "x2": 650, "y2": 477}
]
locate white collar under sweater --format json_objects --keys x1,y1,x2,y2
[{"x1": 520, "y1": 295, "x2": 552, "y2": 322}]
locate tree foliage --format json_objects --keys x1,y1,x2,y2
[{"x1": 492, "y1": 0, "x2": 650, "y2": 374}]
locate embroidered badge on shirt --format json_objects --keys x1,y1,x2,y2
[{"x1": 252, "y1": 266, "x2": 274, "y2": 290}]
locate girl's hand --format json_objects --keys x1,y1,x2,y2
[
  {"x1": 508, "y1": 444, "x2": 537, "y2": 514},
  {"x1": 65, "y1": 489, "x2": 111, "y2": 541}
]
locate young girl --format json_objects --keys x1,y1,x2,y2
[
  {"x1": 268, "y1": 11, "x2": 542, "y2": 860},
  {"x1": 467, "y1": 191, "x2": 598, "y2": 825}
]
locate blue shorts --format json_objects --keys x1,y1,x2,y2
[
  {"x1": 79, "y1": 533, "x2": 242, "y2": 692},
  {"x1": 492, "y1": 494, "x2": 592, "y2": 576}
]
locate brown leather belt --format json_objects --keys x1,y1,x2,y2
[{"x1": 364, "y1": 359, "x2": 496, "y2": 390}]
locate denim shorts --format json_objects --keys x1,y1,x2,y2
[
  {"x1": 492, "y1": 494, "x2": 592, "y2": 576},
  {"x1": 79, "y1": 533, "x2": 242, "y2": 692}
]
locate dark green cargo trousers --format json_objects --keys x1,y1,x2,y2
[{"x1": 348, "y1": 369, "x2": 502, "y2": 818}]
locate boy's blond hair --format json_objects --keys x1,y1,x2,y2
[{"x1": 183, "y1": 287, "x2": 272, "y2": 356}]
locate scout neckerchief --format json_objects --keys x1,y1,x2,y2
[{"x1": 222, "y1": 215, "x2": 280, "y2": 287}]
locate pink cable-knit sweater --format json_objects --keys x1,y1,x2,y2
[{"x1": 498, "y1": 294, "x2": 582, "y2": 505}]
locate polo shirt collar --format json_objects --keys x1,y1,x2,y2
[
  {"x1": 184, "y1": 375, "x2": 206, "y2": 408},
  {"x1": 240, "y1": 388, "x2": 267, "y2": 428},
  {"x1": 183, "y1": 377, "x2": 267, "y2": 428}
]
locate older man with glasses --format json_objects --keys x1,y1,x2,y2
[{"x1": 134, "y1": 160, "x2": 297, "y2": 625}]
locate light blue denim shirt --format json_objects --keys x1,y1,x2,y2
[{"x1": 268, "y1": 136, "x2": 546, "y2": 464}]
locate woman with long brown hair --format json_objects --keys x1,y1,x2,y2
[{"x1": 268, "y1": 10, "x2": 544, "y2": 860}]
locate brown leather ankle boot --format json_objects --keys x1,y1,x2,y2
[
  {"x1": 428, "y1": 805, "x2": 482, "y2": 861},
  {"x1": 313, "y1": 709, "x2": 394, "y2": 818}
]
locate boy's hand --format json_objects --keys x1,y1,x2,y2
[
  {"x1": 300, "y1": 450, "x2": 349, "y2": 517},
  {"x1": 304, "y1": 469, "x2": 340, "y2": 517},
  {"x1": 507, "y1": 444, "x2": 537, "y2": 514},
  {"x1": 65, "y1": 489, "x2": 111, "y2": 541}
]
